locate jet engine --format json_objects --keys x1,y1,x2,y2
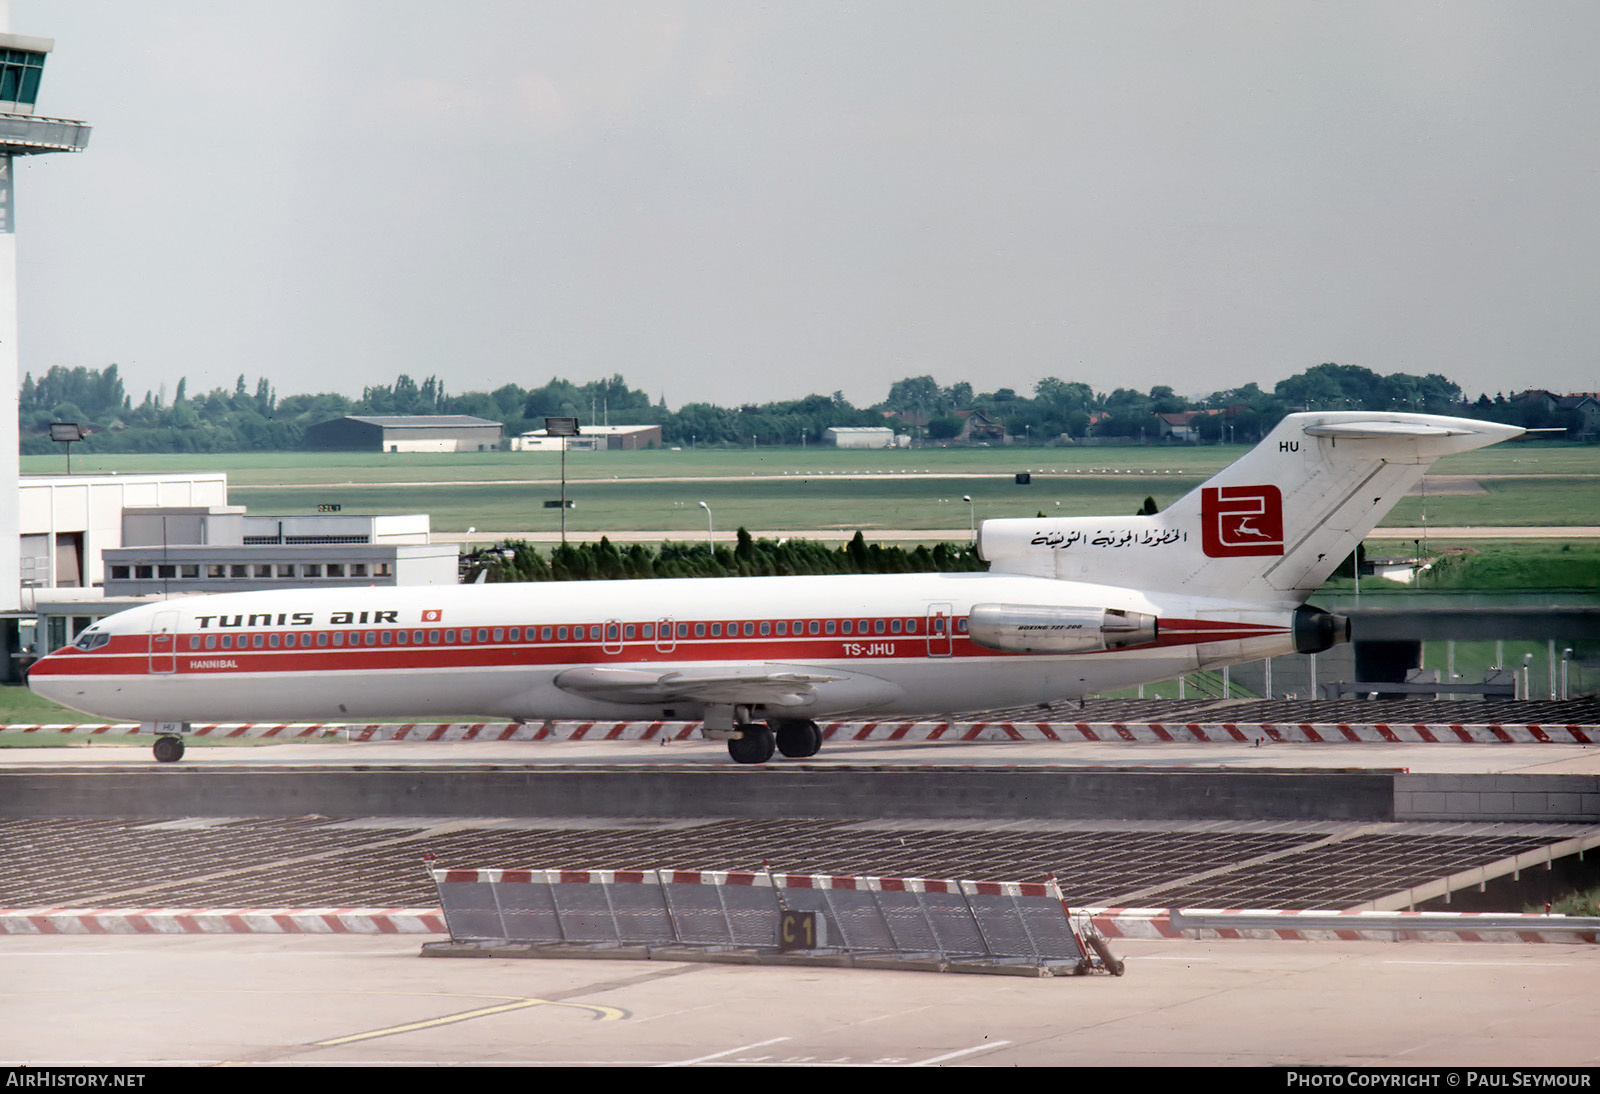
[{"x1": 967, "y1": 604, "x2": 1157, "y2": 655}]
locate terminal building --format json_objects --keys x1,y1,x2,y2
[{"x1": 6, "y1": 471, "x2": 458, "y2": 682}]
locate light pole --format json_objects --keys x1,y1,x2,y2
[
  {"x1": 545, "y1": 416, "x2": 581, "y2": 544},
  {"x1": 697, "y1": 500, "x2": 713, "y2": 549},
  {"x1": 962, "y1": 495, "x2": 974, "y2": 543},
  {"x1": 464, "y1": 526, "x2": 475, "y2": 554}
]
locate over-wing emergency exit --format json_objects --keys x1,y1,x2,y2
[{"x1": 28, "y1": 412, "x2": 1523, "y2": 763}]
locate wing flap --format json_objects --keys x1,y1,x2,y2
[{"x1": 554, "y1": 665, "x2": 848, "y2": 707}]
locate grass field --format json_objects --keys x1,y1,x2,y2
[
  {"x1": 25, "y1": 439, "x2": 1600, "y2": 484},
  {"x1": 25, "y1": 442, "x2": 1599, "y2": 534}
]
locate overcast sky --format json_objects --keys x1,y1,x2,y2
[{"x1": 12, "y1": 1, "x2": 1598, "y2": 411}]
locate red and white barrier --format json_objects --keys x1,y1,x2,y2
[
  {"x1": 1, "y1": 719, "x2": 1593, "y2": 744},
  {"x1": 1085, "y1": 907, "x2": 1600, "y2": 944},
  {"x1": 0, "y1": 908, "x2": 444, "y2": 935}
]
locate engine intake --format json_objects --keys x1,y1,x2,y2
[{"x1": 968, "y1": 604, "x2": 1158, "y2": 655}]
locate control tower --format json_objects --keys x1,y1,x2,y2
[{"x1": 0, "y1": 7, "x2": 91, "y2": 612}]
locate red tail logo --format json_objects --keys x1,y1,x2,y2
[{"x1": 1201, "y1": 485, "x2": 1284, "y2": 557}]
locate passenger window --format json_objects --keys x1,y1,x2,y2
[
  {"x1": 841, "y1": 620, "x2": 852, "y2": 635},
  {"x1": 205, "y1": 635, "x2": 217, "y2": 650},
  {"x1": 890, "y1": 619, "x2": 902, "y2": 634},
  {"x1": 366, "y1": 632, "x2": 378, "y2": 645},
  {"x1": 677, "y1": 623, "x2": 689, "y2": 638},
  {"x1": 760, "y1": 622, "x2": 771, "y2": 636},
  {"x1": 557, "y1": 627, "x2": 568, "y2": 640},
  {"x1": 710, "y1": 623, "x2": 721, "y2": 637},
  {"x1": 269, "y1": 634, "x2": 280, "y2": 648},
  {"x1": 476, "y1": 629, "x2": 488, "y2": 642},
  {"x1": 809, "y1": 621, "x2": 820, "y2": 635},
  {"x1": 775, "y1": 622, "x2": 787, "y2": 636},
  {"x1": 743, "y1": 622, "x2": 754, "y2": 636},
  {"x1": 625, "y1": 625, "x2": 636, "y2": 639},
  {"x1": 429, "y1": 630, "x2": 440, "y2": 643},
  {"x1": 221, "y1": 635, "x2": 233, "y2": 649},
  {"x1": 317, "y1": 632, "x2": 329, "y2": 647},
  {"x1": 825, "y1": 620, "x2": 836, "y2": 635},
  {"x1": 333, "y1": 633, "x2": 345, "y2": 646},
  {"x1": 642, "y1": 624, "x2": 654, "y2": 639},
  {"x1": 493, "y1": 628, "x2": 503, "y2": 642},
  {"x1": 509, "y1": 628, "x2": 519, "y2": 641},
  {"x1": 695, "y1": 623, "x2": 705, "y2": 637},
  {"x1": 381, "y1": 631, "x2": 393, "y2": 645},
  {"x1": 252, "y1": 634, "x2": 265, "y2": 649},
  {"x1": 874, "y1": 619, "x2": 887, "y2": 634},
  {"x1": 540, "y1": 627, "x2": 551, "y2": 641},
  {"x1": 189, "y1": 636, "x2": 200, "y2": 649}
]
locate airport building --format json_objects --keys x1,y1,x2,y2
[
  {"x1": 511, "y1": 424, "x2": 662, "y2": 452},
  {"x1": 6, "y1": 477, "x2": 458, "y2": 681},
  {"x1": 302, "y1": 415, "x2": 504, "y2": 453},
  {"x1": 823, "y1": 426, "x2": 902, "y2": 448}
]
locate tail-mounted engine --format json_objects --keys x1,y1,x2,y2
[
  {"x1": 968, "y1": 604, "x2": 1158, "y2": 655},
  {"x1": 1292, "y1": 605, "x2": 1350, "y2": 653}
]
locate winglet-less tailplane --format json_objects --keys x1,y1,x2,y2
[{"x1": 28, "y1": 411, "x2": 1523, "y2": 764}]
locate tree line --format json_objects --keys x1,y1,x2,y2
[
  {"x1": 16, "y1": 360, "x2": 1588, "y2": 455},
  {"x1": 464, "y1": 530, "x2": 988, "y2": 583}
]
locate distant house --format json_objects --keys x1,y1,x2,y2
[
  {"x1": 1153, "y1": 411, "x2": 1203, "y2": 442},
  {"x1": 953, "y1": 409, "x2": 1008, "y2": 445},
  {"x1": 1555, "y1": 394, "x2": 1600, "y2": 441},
  {"x1": 303, "y1": 415, "x2": 504, "y2": 453}
]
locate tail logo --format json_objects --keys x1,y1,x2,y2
[{"x1": 1201, "y1": 485, "x2": 1284, "y2": 557}]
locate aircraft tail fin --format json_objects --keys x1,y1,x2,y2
[{"x1": 978, "y1": 412, "x2": 1522, "y2": 603}]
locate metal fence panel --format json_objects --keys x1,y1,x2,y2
[
  {"x1": 495, "y1": 876, "x2": 563, "y2": 943},
  {"x1": 436, "y1": 877, "x2": 506, "y2": 942},
  {"x1": 551, "y1": 877, "x2": 623, "y2": 943}
]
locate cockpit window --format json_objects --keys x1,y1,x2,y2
[{"x1": 72, "y1": 630, "x2": 111, "y2": 651}]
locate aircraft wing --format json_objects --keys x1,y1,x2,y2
[{"x1": 553, "y1": 665, "x2": 849, "y2": 708}]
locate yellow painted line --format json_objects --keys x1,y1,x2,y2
[{"x1": 314, "y1": 997, "x2": 623, "y2": 1047}]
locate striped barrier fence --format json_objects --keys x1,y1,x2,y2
[{"x1": 1, "y1": 720, "x2": 1594, "y2": 744}]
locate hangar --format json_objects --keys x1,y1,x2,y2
[{"x1": 303, "y1": 415, "x2": 504, "y2": 453}]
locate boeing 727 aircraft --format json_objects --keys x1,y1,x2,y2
[{"x1": 28, "y1": 411, "x2": 1522, "y2": 763}]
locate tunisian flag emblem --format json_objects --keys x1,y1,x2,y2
[{"x1": 422, "y1": 609, "x2": 443, "y2": 622}]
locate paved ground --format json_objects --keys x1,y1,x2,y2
[{"x1": 5, "y1": 934, "x2": 1596, "y2": 1066}]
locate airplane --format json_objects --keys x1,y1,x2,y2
[{"x1": 27, "y1": 411, "x2": 1523, "y2": 764}]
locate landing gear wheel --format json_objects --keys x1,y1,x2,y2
[
  {"x1": 773, "y1": 719, "x2": 823, "y2": 759},
  {"x1": 727, "y1": 724, "x2": 775, "y2": 765},
  {"x1": 153, "y1": 735, "x2": 185, "y2": 763}
]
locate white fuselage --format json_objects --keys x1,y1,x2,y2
[{"x1": 27, "y1": 571, "x2": 1300, "y2": 724}]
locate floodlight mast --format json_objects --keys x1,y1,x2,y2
[{"x1": 544, "y1": 417, "x2": 580, "y2": 544}]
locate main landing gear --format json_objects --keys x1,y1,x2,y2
[
  {"x1": 153, "y1": 735, "x2": 185, "y2": 763},
  {"x1": 726, "y1": 719, "x2": 823, "y2": 765}
]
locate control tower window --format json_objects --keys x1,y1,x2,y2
[{"x1": 0, "y1": 50, "x2": 45, "y2": 106}]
